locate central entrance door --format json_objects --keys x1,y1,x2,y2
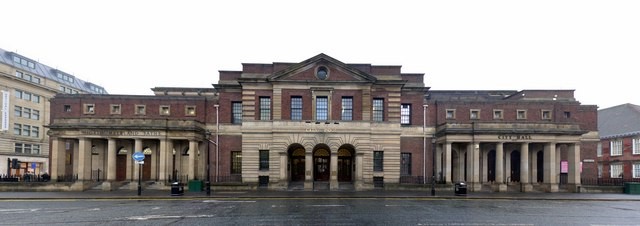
[
  {"x1": 290, "y1": 148, "x2": 306, "y2": 182},
  {"x1": 338, "y1": 148, "x2": 353, "y2": 182},
  {"x1": 314, "y1": 148, "x2": 330, "y2": 181}
]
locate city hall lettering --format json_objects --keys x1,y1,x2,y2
[
  {"x1": 497, "y1": 134, "x2": 532, "y2": 140},
  {"x1": 81, "y1": 130, "x2": 161, "y2": 136}
]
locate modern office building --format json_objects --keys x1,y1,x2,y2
[
  {"x1": 47, "y1": 54, "x2": 598, "y2": 192},
  {"x1": 0, "y1": 47, "x2": 107, "y2": 177},
  {"x1": 597, "y1": 103, "x2": 640, "y2": 181}
]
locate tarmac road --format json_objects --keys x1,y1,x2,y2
[{"x1": 1, "y1": 197, "x2": 638, "y2": 225}]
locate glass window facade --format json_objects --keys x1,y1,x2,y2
[
  {"x1": 232, "y1": 102, "x2": 242, "y2": 124},
  {"x1": 316, "y1": 96, "x2": 328, "y2": 121},
  {"x1": 341, "y1": 97, "x2": 353, "y2": 121},
  {"x1": 260, "y1": 97, "x2": 271, "y2": 120},
  {"x1": 374, "y1": 151, "x2": 383, "y2": 172},
  {"x1": 401, "y1": 104, "x2": 411, "y2": 125},
  {"x1": 373, "y1": 98, "x2": 384, "y2": 122}
]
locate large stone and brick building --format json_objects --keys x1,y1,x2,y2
[
  {"x1": 47, "y1": 54, "x2": 598, "y2": 192},
  {"x1": 0, "y1": 47, "x2": 106, "y2": 177}
]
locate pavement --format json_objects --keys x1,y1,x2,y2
[{"x1": 1, "y1": 189, "x2": 639, "y2": 201}]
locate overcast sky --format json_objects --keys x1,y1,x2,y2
[{"x1": 3, "y1": 0, "x2": 639, "y2": 109}]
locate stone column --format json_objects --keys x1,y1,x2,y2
[
  {"x1": 279, "y1": 151, "x2": 288, "y2": 189},
  {"x1": 544, "y1": 142, "x2": 558, "y2": 192},
  {"x1": 159, "y1": 139, "x2": 168, "y2": 183},
  {"x1": 330, "y1": 150, "x2": 338, "y2": 190},
  {"x1": 50, "y1": 138, "x2": 61, "y2": 181},
  {"x1": 568, "y1": 143, "x2": 581, "y2": 192},
  {"x1": 188, "y1": 140, "x2": 197, "y2": 180},
  {"x1": 436, "y1": 144, "x2": 442, "y2": 181},
  {"x1": 133, "y1": 139, "x2": 143, "y2": 181},
  {"x1": 304, "y1": 151, "x2": 313, "y2": 190},
  {"x1": 78, "y1": 138, "x2": 91, "y2": 181},
  {"x1": 355, "y1": 152, "x2": 364, "y2": 190},
  {"x1": 444, "y1": 142, "x2": 452, "y2": 184},
  {"x1": 104, "y1": 138, "x2": 117, "y2": 191},
  {"x1": 520, "y1": 142, "x2": 532, "y2": 192},
  {"x1": 495, "y1": 142, "x2": 506, "y2": 191},
  {"x1": 471, "y1": 143, "x2": 480, "y2": 191}
]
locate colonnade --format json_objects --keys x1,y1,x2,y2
[
  {"x1": 50, "y1": 136, "x2": 206, "y2": 190},
  {"x1": 435, "y1": 141, "x2": 581, "y2": 192}
]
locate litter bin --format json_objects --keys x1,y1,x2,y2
[
  {"x1": 171, "y1": 182, "x2": 184, "y2": 196},
  {"x1": 188, "y1": 180, "x2": 203, "y2": 192},
  {"x1": 454, "y1": 182, "x2": 467, "y2": 196},
  {"x1": 624, "y1": 182, "x2": 640, "y2": 194}
]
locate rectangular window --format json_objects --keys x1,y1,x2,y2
[
  {"x1": 400, "y1": 153, "x2": 412, "y2": 176},
  {"x1": 517, "y1": 110, "x2": 527, "y2": 120},
  {"x1": 597, "y1": 142, "x2": 602, "y2": 157},
  {"x1": 14, "y1": 123, "x2": 21, "y2": 135},
  {"x1": 373, "y1": 151, "x2": 384, "y2": 172},
  {"x1": 14, "y1": 106, "x2": 22, "y2": 117},
  {"x1": 446, "y1": 109, "x2": 456, "y2": 119},
  {"x1": 64, "y1": 105, "x2": 72, "y2": 112},
  {"x1": 32, "y1": 94, "x2": 40, "y2": 103},
  {"x1": 291, "y1": 97, "x2": 302, "y2": 121},
  {"x1": 135, "y1": 105, "x2": 146, "y2": 115},
  {"x1": 23, "y1": 108, "x2": 31, "y2": 119},
  {"x1": 32, "y1": 110, "x2": 39, "y2": 120},
  {"x1": 231, "y1": 151, "x2": 242, "y2": 174},
  {"x1": 470, "y1": 109, "x2": 480, "y2": 120},
  {"x1": 339, "y1": 97, "x2": 352, "y2": 121},
  {"x1": 23, "y1": 92, "x2": 31, "y2": 101},
  {"x1": 316, "y1": 96, "x2": 328, "y2": 121},
  {"x1": 111, "y1": 104, "x2": 122, "y2": 114},
  {"x1": 14, "y1": 143, "x2": 23, "y2": 153},
  {"x1": 160, "y1": 105, "x2": 170, "y2": 115},
  {"x1": 24, "y1": 144, "x2": 31, "y2": 154},
  {"x1": 232, "y1": 102, "x2": 242, "y2": 124},
  {"x1": 15, "y1": 90, "x2": 22, "y2": 99},
  {"x1": 633, "y1": 138, "x2": 640, "y2": 155},
  {"x1": 84, "y1": 104, "x2": 95, "y2": 114},
  {"x1": 564, "y1": 111, "x2": 571, "y2": 118},
  {"x1": 32, "y1": 144, "x2": 41, "y2": 155},
  {"x1": 542, "y1": 110, "x2": 552, "y2": 120},
  {"x1": 259, "y1": 97, "x2": 271, "y2": 120},
  {"x1": 32, "y1": 126, "x2": 39, "y2": 137},
  {"x1": 611, "y1": 139, "x2": 623, "y2": 156},
  {"x1": 597, "y1": 163, "x2": 602, "y2": 178},
  {"x1": 259, "y1": 150, "x2": 269, "y2": 170},
  {"x1": 373, "y1": 98, "x2": 384, "y2": 122},
  {"x1": 22, "y1": 124, "x2": 30, "y2": 136},
  {"x1": 493, "y1": 109, "x2": 503, "y2": 119},
  {"x1": 611, "y1": 164, "x2": 623, "y2": 178},
  {"x1": 401, "y1": 104, "x2": 411, "y2": 125},
  {"x1": 633, "y1": 163, "x2": 640, "y2": 178},
  {"x1": 185, "y1": 105, "x2": 196, "y2": 116}
]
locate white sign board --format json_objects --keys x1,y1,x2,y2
[{"x1": 1, "y1": 90, "x2": 9, "y2": 131}]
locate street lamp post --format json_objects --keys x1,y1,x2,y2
[
  {"x1": 425, "y1": 104, "x2": 436, "y2": 196},
  {"x1": 205, "y1": 104, "x2": 219, "y2": 196}
]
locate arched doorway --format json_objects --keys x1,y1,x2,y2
[
  {"x1": 313, "y1": 147, "x2": 330, "y2": 181},
  {"x1": 337, "y1": 146, "x2": 354, "y2": 182},
  {"x1": 142, "y1": 147, "x2": 153, "y2": 181},
  {"x1": 288, "y1": 145, "x2": 306, "y2": 182},
  {"x1": 510, "y1": 151, "x2": 521, "y2": 182},
  {"x1": 487, "y1": 150, "x2": 496, "y2": 182},
  {"x1": 116, "y1": 146, "x2": 128, "y2": 181}
]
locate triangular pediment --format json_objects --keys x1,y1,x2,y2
[{"x1": 267, "y1": 53, "x2": 377, "y2": 83}]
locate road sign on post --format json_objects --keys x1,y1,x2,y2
[
  {"x1": 132, "y1": 152, "x2": 145, "y2": 196},
  {"x1": 132, "y1": 152, "x2": 145, "y2": 162}
]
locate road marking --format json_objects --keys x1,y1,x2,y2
[
  {"x1": 0, "y1": 208, "x2": 39, "y2": 213},
  {"x1": 86, "y1": 208, "x2": 100, "y2": 211},
  {"x1": 307, "y1": 205, "x2": 345, "y2": 207},
  {"x1": 203, "y1": 200, "x2": 256, "y2": 203},
  {"x1": 126, "y1": 214, "x2": 215, "y2": 220}
]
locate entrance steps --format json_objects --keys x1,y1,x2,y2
[
  {"x1": 313, "y1": 182, "x2": 329, "y2": 191},
  {"x1": 288, "y1": 181, "x2": 305, "y2": 191}
]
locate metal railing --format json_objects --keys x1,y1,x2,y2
[
  {"x1": 581, "y1": 178, "x2": 640, "y2": 186},
  {"x1": 0, "y1": 174, "x2": 51, "y2": 182}
]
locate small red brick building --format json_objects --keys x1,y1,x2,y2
[{"x1": 597, "y1": 103, "x2": 640, "y2": 183}]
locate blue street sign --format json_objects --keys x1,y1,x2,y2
[{"x1": 132, "y1": 152, "x2": 145, "y2": 161}]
